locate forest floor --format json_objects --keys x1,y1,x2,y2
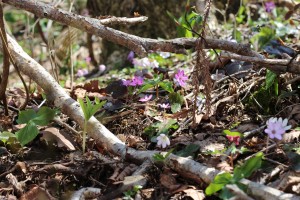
[{"x1": 0, "y1": 1, "x2": 300, "y2": 200}]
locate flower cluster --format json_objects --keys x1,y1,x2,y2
[
  {"x1": 156, "y1": 134, "x2": 170, "y2": 148},
  {"x1": 132, "y1": 57, "x2": 159, "y2": 68},
  {"x1": 174, "y1": 70, "x2": 188, "y2": 87},
  {"x1": 264, "y1": 117, "x2": 291, "y2": 140},
  {"x1": 122, "y1": 76, "x2": 144, "y2": 87},
  {"x1": 76, "y1": 69, "x2": 88, "y2": 77}
]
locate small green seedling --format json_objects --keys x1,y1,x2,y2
[
  {"x1": 16, "y1": 106, "x2": 56, "y2": 146},
  {"x1": 123, "y1": 185, "x2": 143, "y2": 200},
  {"x1": 138, "y1": 74, "x2": 173, "y2": 97},
  {"x1": 153, "y1": 148, "x2": 174, "y2": 162},
  {"x1": 205, "y1": 152, "x2": 264, "y2": 198},
  {"x1": 78, "y1": 96, "x2": 106, "y2": 153}
]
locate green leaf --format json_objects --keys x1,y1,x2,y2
[
  {"x1": 138, "y1": 83, "x2": 155, "y2": 94},
  {"x1": 153, "y1": 153, "x2": 165, "y2": 161},
  {"x1": 157, "y1": 119, "x2": 177, "y2": 133},
  {"x1": 250, "y1": 27, "x2": 276, "y2": 49},
  {"x1": 17, "y1": 109, "x2": 37, "y2": 124},
  {"x1": 176, "y1": 144, "x2": 199, "y2": 157},
  {"x1": 265, "y1": 70, "x2": 277, "y2": 90},
  {"x1": 0, "y1": 131, "x2": 16, "y2": 144},
  {"x1": 158, "y1": 81, "x2": 174, "y2": 93},
  {"x1": 223, "y1": 130, "x2": 242, "y2": 137},
  {"x1": 171, "y1": 103, "x2": 181, "y2": 113},
  {"x1": 169, "y1": 92, "x2": 184, "y2": 105},
  {"x1": 233, "y1": 152, "x2": 263, "y2": 181},
  {"x1": 205, "y1": 183, "x2": 226, "y2": 195},
  {"x1": 79, "y1": 97, "x2": 106, "y2": 121},
  {"x1": 33, "y1": 107, "x2": 56, "y2": 126},
  {"x1": 78, "y1": 98, "x2": 88, "y2": 121},
  {"x1": 16, "y1": 121, "x2": 39, "y2": 146},
  {"x1": 205, "y1": 172, "x2": 233, "y2": 195}
]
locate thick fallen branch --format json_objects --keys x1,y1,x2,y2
[
  {"x1": 4, "y1": 34, "x2": 299, "y2": 200},
  {"x1": 4, "y1": 0, "x2": 261, "y2": 58}
]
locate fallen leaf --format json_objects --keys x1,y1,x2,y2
[
  {"x1": 183, "y1": 188, "x2": 205, "y2": 200},
  {"x1": 41, "y1": 127, "x2": 75, "y2": 151},
  {"x1": 282, "y1": 130, "x2": 300, "y2": 143}
]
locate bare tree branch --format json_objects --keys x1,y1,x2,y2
[
  {"x1": 221, "y1": 52, "x2": 300, "y2": 73},
  {"x1": 3, "y1": 0, "x2": 260, "y2": 58}
]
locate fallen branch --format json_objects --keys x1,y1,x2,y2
[
  {"x1": 4, "y1": 30, "x2": 300, "y2": 200},
  {"x1": 221, "y1": 52, "x2": 300, "y2": 74},
  {"x1": 97, "y1": 16, "x2": 148, "y2": 25},
  {"x1": 4, "y1": 0, "x2": 261, "y2": 58}
]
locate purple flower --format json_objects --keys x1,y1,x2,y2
[
  {"x1": 139, "y1": 94, "x2": 153, "y2": 102},
  {"x1": 122, "y1": 79, "x2": 132, "y2": 86},
  {"x1": 129, "y1": 76, "x2": 144, "y2": 86},
  {"x1": 127, "y1": 51, "x2": 135, "y2": 63},
  {"x1": 157, "y1": 134, "x2": 170, "y2": 148},
  {"x1": 174, "y1": 70, "x2": 188, "y2": 87},
  {"x1": 264, "y1": 117, "x2": 291, "y2": 140},
  {"x1": 76, "y1": 69, "x2": 88, "y2": 77},
  {"x1": 85, "y1": 56, "x2": 91, "y2": 63},
  {"x1": 265, "y1": 2, "x2": 275, "y2": 13},
  {"x1": 158, "y1": 103, "x2": 170, "y2": 109}
]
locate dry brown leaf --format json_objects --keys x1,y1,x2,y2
[
  {"x1": 73, "y1": 88, "x2": 87, "y2": 100},
  {"x1": 233, "y1": 123, "x2": 259, "y2": 133},
  {"x1": 127, "y1": 135, "x2": 143, "y2": 148},
  {"x1": 183, "y1": 188, "x2": 205, "y2": 200},
  {"x1": 19, "y1": 186, "x2": 54, "y2": 200},
  {"x1": 277, "y1": 171, "x2": 300, "y2": 193},
  {"x1": 194, "y1": 138, "x2": 225, "y2": 153},
  {"x1": 217, "y1": 161, "x2": 233, "y2": 172},
  {"x1": 115, "y1": 164, "x2": 138, "y2": 182},
  {"x1": 282, "y1": 130, "x2": 300, "y2": 143},
  {"x1": 41, "y1": 127, "x2": 75, "y2": 151},
  {"x1": 160, "y1": 169, "x2": 180, "y2": 191}
]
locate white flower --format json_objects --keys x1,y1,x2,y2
[
  {"x1": 156, "y1": 134, "x2": 170, "y2": 148},
  {"x1": 265, "y1": 117, "x2": 291, "y2": 140},
  {"x1": 159, "y1": 52, "x2": 171, "y2": 58}
]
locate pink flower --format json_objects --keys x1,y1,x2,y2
[
  {"x1": 226, "y1": 135, "x2": 240, "y2": 145},
  {"x1": 265, "y1": 117, "x2": 291, "y2": 140},
  {"x1": 265, "y1": 2, "x2": 275, "y2": 13},
  {"x1": 122, "y1": 79, "x2": 132, "y2": 86},
  {"x1": 157, "y1": 134, "x2": 170, "y2": 148},
  {"x1": 129, "y1": 76, "x2": 144, "y2": 86},
  {"x1": 174, "y1": 70, "x2": 188, "y2": 87},
  {"x1": 139, "y1": 94, "x2": 152, "y2": 102},
  {"x1": 76, "y1": 69, "x2": 88, "y2": 77},
  {"x1": 85, "y1": 56, "x2": 91, "y2": 63},
  {"x1": 158, "y1": 103, "x2": 170, "y2": 109}
]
